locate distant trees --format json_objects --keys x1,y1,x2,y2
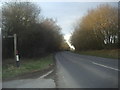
[
  {"x1": 2, "y1": 2, "x2": 63, "y2": 58},
  {"x1": 60, "y1": 40, "x2": 70, "y2": 51},
  {"x1": 71, "y1": 4, "x2": 118, "y2": 51}
]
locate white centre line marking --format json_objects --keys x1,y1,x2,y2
[{"x1": 92, "y1": 62, "x2": 120, "y2": 71}]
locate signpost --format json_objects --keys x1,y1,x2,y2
[
  {"x1": 3, "y1": 34, "x2": 20, "y2": 67},
  {"x1": 14, "y1": 34, "x2": 20, "y2": 67},
  {"x1": 14, "y1": 34, "x2": 17, "y2": 61}
]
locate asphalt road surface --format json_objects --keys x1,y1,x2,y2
[
  {"x1": 55, "y1": 51, "x2": 119, "y2": 88},
  {"x1": 3, "y1": 70, "x2": 55, "y2": 88}
]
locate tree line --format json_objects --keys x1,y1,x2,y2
[
  {"x1": 71, "y1": 4, "x2": 119, "y2": 51},
  {"x1": 2, "y1": 2, "x2": 64, "y2": 58}
]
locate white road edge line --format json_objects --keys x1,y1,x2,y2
[
  {"x1": 92, "y1": 62, "x2": 120, "y2": 71},
  {"x1": 39, "y1": 70, "x2": 54, "y2": 79}
]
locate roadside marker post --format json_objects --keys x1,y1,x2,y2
[{"x1": 16, "y1": 50, "x2": 20, "y2": 67}]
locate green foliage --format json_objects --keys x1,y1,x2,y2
[
  {"x1": 3, "y1": 55, "x2": 53, "y2": 78},
  {"x1": 71, "y1": 4, "x2": 118, "y2": 51},
  {"x1": 2, "y1": 2, "x2": 40, "y2": 36},
  {"x1": 77, "y1": 49, "x2": 119, "y2": 59},
  {"x1": 2, "y1": 2, "x2": 63, "y2": 58}
]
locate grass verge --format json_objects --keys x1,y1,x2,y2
[
  {"x1": 3, "y1": 54, "x2": 54, "y2": 79},
  {"x1": 76, "y1": 49, "x2": 119, "y2": 59}
]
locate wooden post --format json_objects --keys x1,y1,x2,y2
[
  {"x1": 14, "y1": 34, "x2": 17, "y2": 60},
  {"x1": 14, "y1": 34, "x2": 20, "y2": 67}
]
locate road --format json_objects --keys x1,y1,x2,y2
[
  {"x1": 55, "y1": 51, "x2": 119, "y2": 88},
  {"x1": 3, "y1": 70, "x2": 55, "y2": 88}
]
